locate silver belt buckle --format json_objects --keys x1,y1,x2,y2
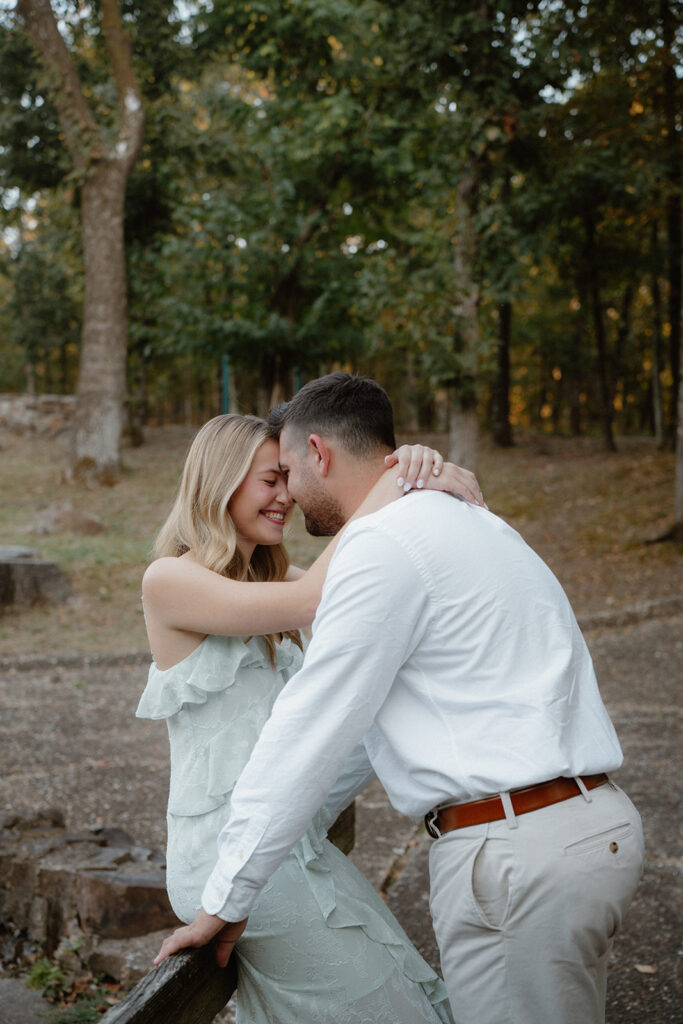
[{"x1": 424, "y1": 809, "x2": 442, "y2": 839}]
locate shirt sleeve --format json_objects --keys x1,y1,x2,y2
[
  {"x1": 201, "y1": 520, "x2": 430, "y2": 921},
  {"x1": 318, "y1": 740, "x2": 376, "y2": 831}
]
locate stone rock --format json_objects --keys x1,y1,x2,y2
[
  {"x1": 16, "y1": 809, "x2": 66, "y2": 831},
  {"x1": 82, "y1": 847, "x2": 133, "y2": 871},
  {"x1": 0, "y1": 547, "x2": 37, "y2": 562},
  {"x1": 0, "y1": 549, "x2": 71, "y2": 608},
  {"x1": 0, "y1": 810, "x2": 173, "y2": 963},
  {"x1": 88, "y1": 929, "x2": 169, "y2": 986},
  {"x1": 0, "y1": 393, "x2": 75, "y2": 436},
  {"x1": 90, "y1": 827, "x2": 136, "y2": 847},
  {"x1": 75, "y1": 870, "x2": 178, "y2": 940},
  {"x1": 32, "y1": 503, "x2": 104, "y2": 537},
  {"x1": 55, "y1": 919, "x2": 92, "y2": 978}
]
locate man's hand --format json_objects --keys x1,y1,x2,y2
[
  {"x1": 386, "y1": 445, "x2": 485, "y2": 506},
  {"x1": 153, "y1": 909, "x2": 248, "y2": 968}
]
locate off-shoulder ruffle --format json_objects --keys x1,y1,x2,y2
[
  {"x1": 136, "y1": 635, "x2": 299, "y2": 721},
  {"x1": 292, "y1": 819, "x2": 452, "y2": 1022}
]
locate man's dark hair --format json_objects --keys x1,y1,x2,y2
[{"x1": 268, "y1": 372, "x2": 396, "y2": 455}]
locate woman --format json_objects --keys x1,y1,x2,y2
[{"x1": 137, "y1": 414, "x2": 471, "y2": 1023}]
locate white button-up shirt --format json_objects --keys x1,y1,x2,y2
[{"x1": 202, "y1": 493, "x2": 623, "y2": 920}]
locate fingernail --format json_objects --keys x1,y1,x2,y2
[
  {"x1": 417, "y1": 479, "x2": 424, "y2": 488},
  {"x1": 403, "y1": 482, "x2": 412, "y2": 492},
  {"x1": 397, "y1": 477, "x2": 404, "y2": 487},
  {"x1": 433, "y1": 468, "x2": 440, "y2": 476}
]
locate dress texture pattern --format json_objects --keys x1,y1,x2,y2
[{"x1": 136, "y1": 633, "x2": 453, "y2": 1024}]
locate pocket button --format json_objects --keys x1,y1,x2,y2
[{"x1": 610, "y1": 841, "x2": 619, "y2": 853}]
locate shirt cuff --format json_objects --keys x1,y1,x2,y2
[{"x1": 201, "y1": 872, "x2": 259, "y2": 922}]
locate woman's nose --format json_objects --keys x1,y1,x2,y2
[{"x1": 276, "y1": 483, "x2": 293, "y2": 507}]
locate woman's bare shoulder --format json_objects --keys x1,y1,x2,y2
[{"x1": 143, "y1": 554, "x2": 198, "y2": 592}]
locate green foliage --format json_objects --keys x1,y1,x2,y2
[
  {"x1": 26, "y1": 953, "x2": 114, "y2": 1022},
  {"x1": 0, "y1": 25, "x2": 71, "y2": 192},
  {"x1": 46, "y1": 1000, "x2": 103, "y2": 1024},
  {"x1": 0, "y1": 0, "x2": 680, "y2": 439},
  {"x1": 27, "y1": 956, "x2": 66, "y2": 999}
]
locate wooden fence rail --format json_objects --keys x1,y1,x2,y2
[{"x1": 99, "y1": 946, "x2": 236, "y2": 1024}]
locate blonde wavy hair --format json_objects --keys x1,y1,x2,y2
[{"x1": 154, "y1": 414, "x2": 302, "y2": 664}]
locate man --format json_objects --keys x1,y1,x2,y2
[{"x1": 156, "y1": 372, "x2": 644, "y2": 1024}]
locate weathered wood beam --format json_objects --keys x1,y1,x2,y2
[{"x1": 98, "y1": 944, "x2": 237, "y2": 1024}]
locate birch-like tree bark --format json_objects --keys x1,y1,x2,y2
[{"x1": 16, "y1": 0, "x2": 144, "y2": 483}]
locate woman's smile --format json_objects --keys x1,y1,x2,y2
[{"x1": 261, "y1": 509, "x2": 286, "y2": 524}]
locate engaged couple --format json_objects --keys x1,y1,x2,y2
[{"x1": 137, "y1": 372, "x2": 643, "y2": 1024}]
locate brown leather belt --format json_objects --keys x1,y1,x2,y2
[{"x1": 424, "y1": 773, "x2": 609, "y2": 838}]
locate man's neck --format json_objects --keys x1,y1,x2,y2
[{"x1": 337, "y1": 456, "x2": 387, "y2": 524}]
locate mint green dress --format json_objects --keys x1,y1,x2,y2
[{"x1": 136, "y1": 633, "x2": 453, "y2": 1024}]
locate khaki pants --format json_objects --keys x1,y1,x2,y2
[{"x1": 428, "y1": 781, "x2": 644, "y2": 1024}]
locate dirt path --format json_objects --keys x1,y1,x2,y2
[{"x1": 0, "y1": 606, "x2": 680, "y2": 1021}]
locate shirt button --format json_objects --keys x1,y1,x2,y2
[{"x1": 609, "y1": 841, "x2": 619, "y2": 853}]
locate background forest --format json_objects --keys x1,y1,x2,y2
[{"x1": 0, "y1": 1, "x2": 681, "y2": 485}]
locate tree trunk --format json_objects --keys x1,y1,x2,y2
[
  {"x1": 492, "y1": 300, "x2": 513, "y2": 446},
  {"x1": 16, "y1": 0, "x2": 144, "y2": 484},
  {"x1": 674, "y1": 276, "x2": 683, "y2": 537},
  {"x1": 67, "y1": 162, "x2": 129, "y2": 480},
  {"x1": 448, "y1": 169, "x2": 480, "y2": 470},
  {"x1": 568, "y1": 306, "x2": 583, "y2": 437},
  {"x1": 661, "y1": 0, "x2": 682, "y2": 444},
  {"x1": 396, "y1": 349, "x2": 419, "y2": 432},
  {"x1": 584, "y1": 215, "x2": 616, "y2": 452},
  {"x1": 651, "y1": 220, "x2": 665, "y2": 446}
]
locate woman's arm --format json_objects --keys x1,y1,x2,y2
[
  {"x1": 142, "y1": 461, "x2": 405, "y2": 647},
  {"x1": 143, "y1": 449, "x2": 482, "y2": 649}
]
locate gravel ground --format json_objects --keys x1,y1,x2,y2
[{"x1": 0, "y1": 610, "x2": 680, "y2": 1021}]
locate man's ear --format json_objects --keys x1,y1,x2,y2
[{"x1": 307, "y1": 434, "x2": 332, "y2": 477}]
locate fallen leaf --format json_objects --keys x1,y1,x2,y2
[{"x1": 634, "y1": 964, "x2": 657, "y2": 975}]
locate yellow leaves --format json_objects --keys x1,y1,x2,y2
[
  {"x1": 372, "y1": 56, "x2": 384, "y2": 67},
  {"x1": 327, "y1": 35, "x2": 343, "y2": 55},
  {"x1": 569, "y1": 297, "x2": 581, "y2": 312},
  {"x1": 193, "y1": 116, "x2": 210, "y2": 131},
  {"x1": 540, "y1": 403, "x2": 553, "y2": 420},
  {"x1": 606, "y1": 306, "x2": 620, "y2": 321},
  {"x1": 552, "y1": 367, "x2": 562, "y2": 381},
  {"x1": 630, "y1": 100, "x2": 644, "y2": 116},
  {"x1": 613, "y1": 394, "x2": 623, "y2": 411}
]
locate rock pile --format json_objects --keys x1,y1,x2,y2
[
  {"x1": 0, "y1": 546, "x2": 72, "y2": 608},
  {"x1": 0, "y1": 808, "x2": 176, "y2": 986},
  {"x1": 0, "y1": 394, "x2": 75, "y2": 436}
]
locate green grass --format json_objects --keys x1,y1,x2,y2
[{"x1": 0, "y1": 427, "x2": 679, "y2": 657}]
